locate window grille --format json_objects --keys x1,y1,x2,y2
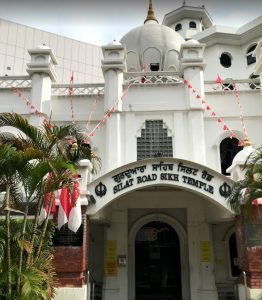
[
  {"x1": 137, "y1": 120, "x2": 173, "y2": 160},
  {"x1": 53, "y1": 216, "x2": 84, "y2": 246}
]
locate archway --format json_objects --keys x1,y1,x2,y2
[
  {"x1": 128, "y1": 214, "x2": 189, "y2": 300},
  {"x1": 135, "y1": 221, "x2": 182, "y2": 299}
]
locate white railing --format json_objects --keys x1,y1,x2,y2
[
  {"x1": 205, "y1": 78, "x2": 261, "y2": 93},
  {"x1": 124, "y1": 71, "x2": 183, "y2": 86},
  {"x1": 52, "y1": 83, "x2": 104, "y2": 97},
  {"x1": 0, "y1": 76, "x2": 31, "y2": 89}
]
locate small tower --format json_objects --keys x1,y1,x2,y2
[
  {"x1": 179, "y1": 39, "x2": 207, "y2": 164},
  {"x1": 163, "y1": 5, "x2": 213, "y2": 39},
  {"x1": 27, "y1": 45, "x2": 57, "y2": 126},
  {"x1": 102, "y1": 40, "x2": 126, "y2": 171}
]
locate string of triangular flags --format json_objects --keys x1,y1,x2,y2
[
  {"x1": 182, "y1": 75, "x2": 248, "y2": 144},
  {"x1": 11, "y1": 86, "x2": 52, "y2": 127},
  {"x1": 10, "y1": 73, "x2": 248, "y2": 146}
]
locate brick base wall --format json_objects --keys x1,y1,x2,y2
[
  {"x1": 54, "y1": 207, "x2": 89, "y2": 287},
  {"x1": 235, "y1": 208, "x2": 262, "y2": 289}
]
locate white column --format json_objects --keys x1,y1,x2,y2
[
  {"x1": 103, "y1": 208, "x2": 128, "y2": 300},
  {"x1": 180, "y1": 41, "x2": 207, "y2": 165},
  {"x1": 27, "y1": 45, "x2": 57, "y2": 127},
  {"x1": 102, "y1": 42, "x2": 126, "y2": 172},
  {"x1": 197, "y1": 222, "x2": 218, "y2": 300},
  {"x1": 105, "y1": 112, "x2": 122, "y2": 171},
  {"x1": 187, "y1": 206, "x2": 218, "y2": 300},
  {"x1": 173, "y1": 111, "x2": 188, "y2": 159},
  {"x1": 30, "y1": 73, "x2": 52, "y2": 126}
]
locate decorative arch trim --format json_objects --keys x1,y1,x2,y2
[{"x1": 86, "y1": 158, "x2": 235, "y2": 215}]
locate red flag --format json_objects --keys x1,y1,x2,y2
[
  {"x1": 70, "y1": 72, "x2": 74, "y2": 84},
  {"x1": 216, "y1": 75, "x2": 223, "y2": 84},
  {"x1": 217, "y1": 118, "x2": 223, "y2": 123},
  {"x1": 68, "y1": 178, "x2": 82, "y2": 232},
  {"x1": 252, "y1": 199, "x2": 259, "y2": 206},
  {"x1": 223, "y1": 125, "x2": 229, "y2": 131},
  {"x1": 58, "y1": 186, "x2": 72, "y2": 229},
  {"x1": 39, "y1": 192, "x2": 56, "y2": 223},
  {"x1": 229, "y1": 132, "x2": 236, "y2": 138}
]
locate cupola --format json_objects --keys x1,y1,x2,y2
[{"x1": 120, "y1": 0, "x2": 185, "y2": 72}]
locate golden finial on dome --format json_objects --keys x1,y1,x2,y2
[
  {"x1": 144, "y1": 0, "x2": 159, "y2": 24},
  {"x1": 243, "y1": 136, "x2": 251, "y2": 147}
]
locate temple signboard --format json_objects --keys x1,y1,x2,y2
[{"x1": 87, "y1": 158, "x2": 234, "y2": 215}]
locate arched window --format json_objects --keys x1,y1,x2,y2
[
  {"x1": 246, "y1": 44, "x2": 257, "y2": 65},
  {"x1": 189, "y1": 21, "x2": 197, "y2": 29},
  {"x1": 220, "y1": 137, "x2": 243, "y2": 175},
  {"x1": 220, "y1": 52, "x2": 232, "y2": 68},
  {"x1": 137, "y1": 120, "x2": 173, "y2": 160},
  {"x1": 175, "y1": 23, "x2": 182, "y2": 31}
]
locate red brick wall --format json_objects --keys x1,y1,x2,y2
[
  {"x1": 235, "y1": 209, "x2": 262, "y2": 289},
  {"x1": 54, "y1": 207, "x2": 89, "y2": 287}
]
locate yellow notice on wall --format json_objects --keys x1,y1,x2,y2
[
  {"x1": 200, "y1": 241, "x2": 212, "y2": 262},
  {"x1": 105, "y1": 240, "x2": 117, "y2": 277}
]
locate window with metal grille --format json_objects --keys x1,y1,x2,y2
[
  {"x1": 137, "y1": 120, "x2": 173, "y2": 160},
  {"x1": 53, "y1": 216, "x2": 84, "y2": 246}
]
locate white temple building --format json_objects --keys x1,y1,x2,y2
[{"x1": 0, "y1": 1, "x2": 262, "y2": 300}]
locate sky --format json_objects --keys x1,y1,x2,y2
[{"x1": 0, "y1": 0, "x2": 261, "y2": 46}]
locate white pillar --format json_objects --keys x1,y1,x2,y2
[
  {"x1": 180, "y1": 41, "x2": 207, "y2": 165},
  {"x1": 102, "y1": 41, "x2": 126, "y2": 172},
  {"x1": 187, "y1": 206, "x2": 218, "y2": 300},
  {"x1": 27, "y1": 45, "x2": 57, "y2": 127},
  {"x1": 103, "y1": 208, "x2": 128, "y2": 300}
]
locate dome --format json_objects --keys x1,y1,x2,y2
[{"x1": 120, "y1": 22, "x2": 185, "y2": 72}]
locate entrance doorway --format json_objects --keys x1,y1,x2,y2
[{"x1": 135, "y1": 221, "x2": 182, "y2": 300}]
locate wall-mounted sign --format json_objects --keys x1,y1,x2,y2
[
  {"x1": 200, "y1": 241, "x2": 212, "y2": 262},
  {"x1": 105, "y1": 240, "x2": 117, "y2": 277},
  {"x1": 87, "y1": 159, "x2": 234, "y2": 215}
]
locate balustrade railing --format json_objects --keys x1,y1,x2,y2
[
  {"x1": 124, "y1": 71, "x2": 183, "y2": 85},
  {"x1": 52, "y1": 83, "x2": 104, "y2": 97},
  {"x1": 0, "y1": 76, "x2": 31, "y2": 89},
  {"x1": 205, "y1": 78, "x2": 261, "y2": 93}
]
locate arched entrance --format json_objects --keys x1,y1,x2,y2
[
  {"x1": 128, "y1": 214, "x2": 189, "y2": 300},
  {"x1": 135, "y1": 221, "x2": 182, "y2": 299}
]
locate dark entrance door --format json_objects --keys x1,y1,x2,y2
[{"x1": 135, "y1": 221, "x2": 182, "y2": 300}]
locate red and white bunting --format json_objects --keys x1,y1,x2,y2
[
  {"x1": 68, "y1": 177, "x2": 81, "y2": 232},
  {"x1": 39, "y1": 192, "x2": 56, "y2": 223},
  {"x1": 183, "y1": 77, "x2": 238, "y2": 140},
  {"x1": 57, "y1": 186, "x2": 72, "y2": 230}
]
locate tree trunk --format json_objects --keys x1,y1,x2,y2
[
  {"x1": 17, "y1": 200, "x2": 29, "y2": 293},
  {"x1": 5, "y1": 184, "x2": 11, "y2": 299},
  {"x1": 26, "y1": 196, "x2": 42, "y2": 267},
  {"x1": 36, "y1": 193, "x2": 55, "y2": 259}
]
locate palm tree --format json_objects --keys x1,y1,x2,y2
[
  {"x1": 228, "y1": 145, "x2": 262, "y2": 219},
  {"x1": 0, "y1": 112, "x2": 99, "y2": 299}
]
